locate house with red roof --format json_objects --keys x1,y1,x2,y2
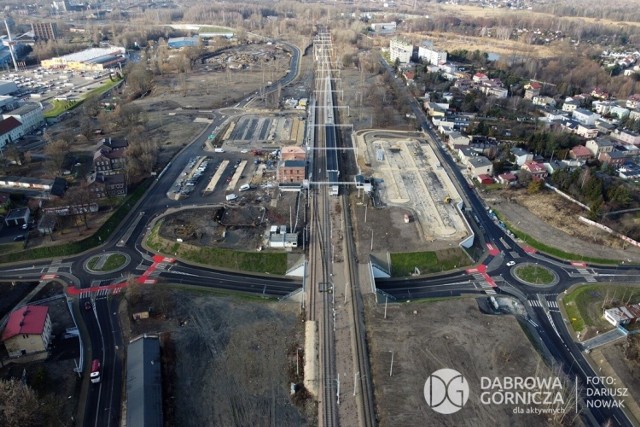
[
  {"x1": 2, "y1": 305, "x2": 52, "y2": 358},
  {"x1": 473, "y1": 72, "x2": 488, "y2": 82},
  {"x1": 521, "y1": 161, "x2": 548, "y2": 180},
  {"x1": 569, "y1": 145, "x2": 593, "y2": 161},
  {"x1": 0, "y1": 116, "x2": 24, "y2": 150}
]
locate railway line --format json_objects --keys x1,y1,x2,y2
[{"x1": 307, "y1": 26, "x2": 376, "y2": 427}]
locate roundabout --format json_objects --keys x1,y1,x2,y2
[{"x1": 512, "y1": 263, "x2": 559, "y2": 287}]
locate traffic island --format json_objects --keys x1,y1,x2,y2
[
  {"x1": 84, "y1": 252, "x2": 130, "y2": 275},
  {"x1": 512, "y1": 263, "x2": 558, "y2": 287}
]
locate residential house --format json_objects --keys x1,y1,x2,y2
[
  {"x1": 479, "y1": 79, "x2": 508, "y2": 98},
  {"x1": 93, "y1": 138, "x2": 128, "y2": 174},
  {"x1": 576, "y1": 124, "x2": 598, "y2": 139},
  {"x1": 424, "y1": 102, "x2": 448, "y2": 117},
  {"x1": 511, "y1": 147, "x2": 533, "y2": 166},
  {"x1": 561, "y1": 97, "x2": 579, "y2": 112},
  {"x1": 612, "y1": 129, "x2": 640, "y2": 146},
  {"x1": 457, "y1": 146, "x2": 476, "y2": 165},
  {"x1": 611, "y1": 106, "x2": 630, "y2": 120},
  {"x1": 473, "y1": 72, "x2": 488, "y2": 82},
  {"x1": 595, "y1": 119, "x2": 615, "y2": 135},
  {"x1": 593, "y1": 100, "x2": 617, "y2": 116},
  {"x1": 447, "y1": 131, "x2": 470, "y2": 149},
  {"x1": 402, "y1": 70, "x2": 415, "y2": 85},
  {"x1": 544, "y1": 160, "x2": 568, "y2": 175},
  {"x1": 4, "y1": 207, "x2": 30, "y2": 227},
  {"x1": 0, "y1": 116, "x2": 23, "y2": 149},
  {"x1": 591, "y1": 87, "x2": 610, "y2": 99},
  {"x1": 618, "y1": 163, "x2": 640, "y2": 180},
  {"x1": 539, "y1": 108, "x2": 567, "y2": 122},
  {"x1": 569, "y1": 145, "x2": 592, "y2": 161},
  {"x1": 88, "y1": 173, "x2": 127, "y2": 198},
  {"x1": 522, "y1": 161, "x2": 548, "y2": 180},
  {"x1": 497, "y1": 172, "x2": 518, "y2": 185},
  {"x1": 533, "y1": 96, "x2": 556, "y2": 107},
  {"x1": 604, "y1": 304, "x2": 640, "y2": 327},
  {"x1": 467, "y1": 155, "x2": 493, "y2": 177},
  {"x1": 626, "y1": 94, "x2": 640, "y2": 110},
  {"x1": 599, "y1": 150, "x2": 626, "y2": 167},
  {"x1": 586, "y1": 138, "x2": 614, "y2": 157},
  {"x1": 572, "y1": 108, "x2": 600, "y2": 126},
  {"x1": 524, "y1": 81, "x2": 542, "y2": 100},
  {"x1": 2, "y1": 103, "x2": 44, "y2": 133},
  {"x1": 2, "y1": 305, "x2": 52, "y2": 358},
  {"x1": 475, "y1": 174, "x2": 494, "y2": 185},
  {"x1": 389, "y1": 38, "x2": 413, "y2": 64}
]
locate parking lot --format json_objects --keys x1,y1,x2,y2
[{"x1": 1, "y1": 67, "x2": 112, "y2": 105}]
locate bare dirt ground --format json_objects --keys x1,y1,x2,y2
[
  {"x1": 119, "y1": 286, "x2": 311, "y2": 427},
  {"x1": 591, "y1": 336, "x2": 640, "y2": 423},
  {"x1": 485, "y1": 188, "x2": 640, "y2": 262},
  {"x1": 366, "y1": 298, "x2": 562, "y2": 426},
  {"x1": 158, "y1": 190, "x2": 302, "y2": 250}
]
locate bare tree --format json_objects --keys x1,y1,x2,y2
[
  {"x1": 65, "y1": 185, "x2": 94, "y2": 229},
  {"x1": 0, "y1": 379, "x2": 45, "y2": 427},
  {"x1": 44, "y1": 139, "x2": 70, "y2": 175}
]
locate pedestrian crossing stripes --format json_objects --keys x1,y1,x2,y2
[
  {"x1": 529, "y1": 299, "x2": 559, "y2": 309},
  {"x1": 584, "y1": 276, "x2": 597, "y2": 283}
]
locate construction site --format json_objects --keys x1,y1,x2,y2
[{"x1": 355, "y1": 130, "x2": 468, "y2": 243}]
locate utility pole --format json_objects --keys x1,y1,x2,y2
[
  {"x1": 389, "y1": 351, "x2": 394, "y2": 377},
  {"x1": 353, "y1": 371, "x2": 359, "y2": 396},
  {"x1": 384, "y1": 295, "x2": 388, "y2": 319},
  {"x1": 337, "y1": 373, "x2": 340, "y2": 405}
]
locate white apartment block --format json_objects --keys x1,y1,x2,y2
[
  {"x1": 390, "y1": 38, "x2": 413, "y2": 64},
  {"x1": 418, "y1": 45, "x2": 447, "y2": 65},
  {"x1": 2, "y1": 103, "x2": 44, "y2": 133}
]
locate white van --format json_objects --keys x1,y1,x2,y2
[
  {"x1": 214, "y1": 148, "x2": 225, "y2": 153},
  {"x1": 226, "y1": 194, "x2": 238, "y2": 201},
  {"x1": 239, "y1": 184, "x2": 250, "y2": 192}
]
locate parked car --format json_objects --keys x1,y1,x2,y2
[{"x1": 13, "y1": 234, "x2": 25, "y2": 241}]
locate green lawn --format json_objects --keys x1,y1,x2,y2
[
  {"x1": 493, "y1": 209, "x2": 621, "y2": 265},
  {"x1": 44, "y1": 78, "x2": 122, "y2": 119},
  {"x1": 87, "y1": 253, "x2": 127, "y2": 272},
  {"x1": 513, "y1": 264, "x2": 555, "y2": 285},
  {"x1": 44, "y1": 100, "x2": 80, "y2": 118},
  {"x1": 390, "y1": 248, "x2": 470, "y2": 277},
  {"x1": 562, "y1": 284, "x2": 640, "y2": 333}
]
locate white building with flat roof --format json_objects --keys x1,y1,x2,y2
[
  {"x1": 390, "y1": 38, "x2": 413, "y2": 64},
  {"x1": 418, "y1": 44, "x2": 447, "y2": 65}
]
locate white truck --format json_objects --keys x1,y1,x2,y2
[{"x1": 226, "y1": 194, "x2": 238, "y2": 201}]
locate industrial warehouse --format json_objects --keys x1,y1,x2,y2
[{"x1": 40, "y1": 47, "x2": 126, "y2": 71}]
